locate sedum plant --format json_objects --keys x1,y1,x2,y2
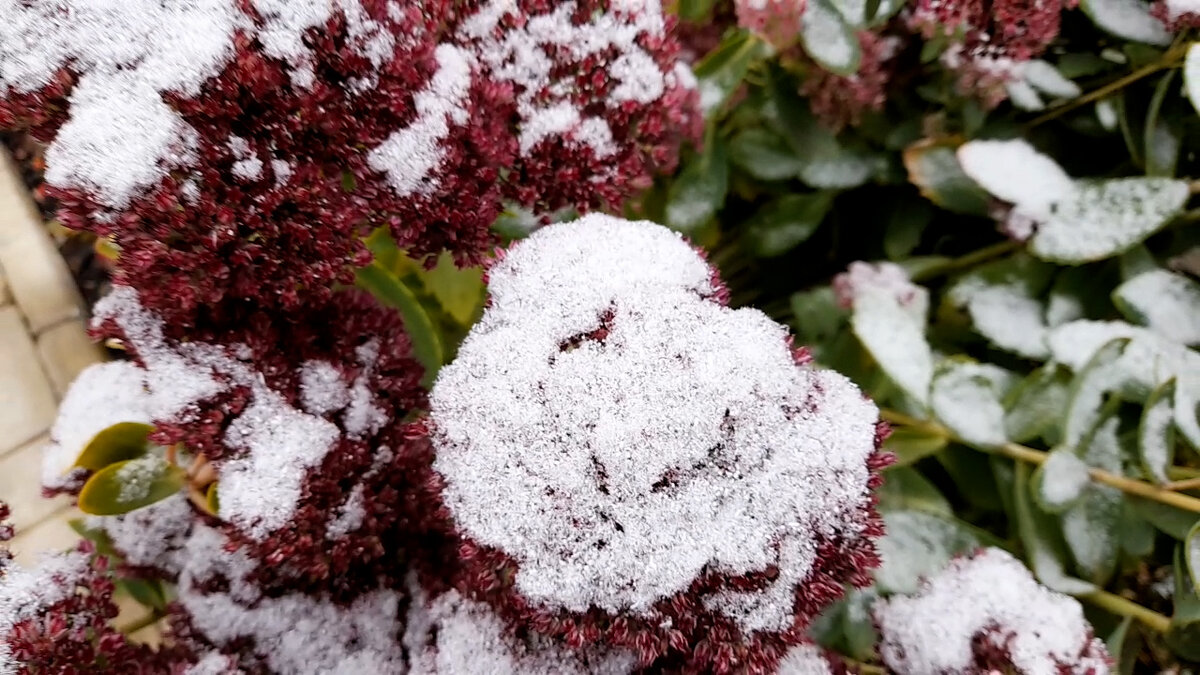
[{"x1": 0, "y1": 0, "x2": 1197, "y2": 674}]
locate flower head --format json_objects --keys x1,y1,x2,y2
[
  {"x1": 801, "y1": 31, "x2": 901, "y2": 131},
  {"x1": 735, "y1": 0, "x2": 808, "y2": 47},
  {"x1": 873, "y1": 547, "x2": 1112, "y2": 674},
  {"x1": 426, "y1": 215, "x2": 888, "y2": 671}
]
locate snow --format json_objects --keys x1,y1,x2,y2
[
  {"x1": 430, "y1": 216, "x2": 880, "y2": 633},
  {"x1": 405, "y1": 584, "x2": 637, "y2": 674},
  {"x1": 957, "y1": 139, "x2": 1074, "y2": 221},
  {"x1": 184, "y1": 652, "x2": 239, "y2": 675},
  {"x1": 800, "y1": 0, "x2": 856, "y2": 72},
  {"x1": 948, "y1": 263, "x2": 1051, "y2": 359},
  {"x1": 1079, "y1": 0, "x2": 1170, "y2": 46},
  {"x1": 1113, "y1": 270, "x2": 1200, "y2": 346},
  {"x1": 326, "y1": 485, "x2": 367, "y2": 539},
  {"x1": 176, "y1": 525, "x2": 407, "y2": 673},
  {"x1": 89, "y1": 493, "x2": 194, "y2": 576},
  {"x1": 1186, "y1": 44, "x2": 1200, "y2": 116},
  {"x1": 930, "y1": 361, "x2": 1015, "y2": 447},
  {"x1": 458, "y1": 0, "x2": 678, "y2": 159},
  {"x1": 1061, "y1": 418, "x2": 1123, "y2": 581},
  {"x1": 1139, "y1": 385, "x2": 1176, "y2": 484},
  {"x1": 1022, "y1": 61, "x2": 1082, "y2": 99},
  {"x1": 299, "y1": 361, "x2": 351, "y2": 416},
  {"x1": 874, "y1": 548, "x2": 1110, "y2": 675},
  {"x1": 42, "y1": 361, "x2": 153, "y2": 490},
  {"x1": 90, "y1": 287, "x2": 345, "y2": 541},
  {"x1": 114, "y1": 454, "x2": 170, "y2": 504},
  {"x1": 875, "y1": 510, "x2": 979, "y2": 594},
  {"x1": 836, "y1": 262, "x2": 933, "y2": 406},
  {"x1": 0, "y1": 550, "x2": 90, "y2": 673},
  {"x1": 1039, "y1": 449, "x2": 1091, "y2": 510},
  {"x1": 368, "y1": 44, "x2": 472, "y2": 197},
  {"x1": 775, "y1": 644, "x2": 835, "y2": 675}
]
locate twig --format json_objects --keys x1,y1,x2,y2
[
  {"x1": 1025, "y1": 48, "x2": 1186, "y2": 129},
  {"x1": 1079, "y1": 590, "x2": 1172, "y2": 633},
  {"x1": 1164, "y1": 477, "x2": 1200, "y2": 492},
  {"x1": 909, "y1": 240, "x2": 1022, "y2": 283},
  {"x1": 879, "y1": 409, "x2": 1200, "y2": 513}
]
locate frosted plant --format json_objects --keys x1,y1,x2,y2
[
  {"x1": 426, "y1": 215, "x2": 888, "y2": 671},
  {"x1": 735, "y1": 0, "x2": 808, "y2": 47},
  {"x1": 873, "y1": 547, "x2": 1112, "y2": 674}
]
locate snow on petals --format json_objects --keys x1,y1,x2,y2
[
  {"x1": 429, "y1": 215, "x2": 885, "y2": 669},
  {"x1": 874, "y1": 547, "x2": 1112, "y2": 675}
]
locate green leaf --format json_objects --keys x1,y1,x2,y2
[
  {"x1": 665, "y1": 139, "x2": 729, "y2": 233},
  {"x1": 1185, "y1": 520, "x2": 1200, "y2": 592},
  {"x1": 947, "y1": 254, "x2": 1055, "y2": 359},
  {"x1": 930, "y1": 360, "x2": 1016, "y2": 448},
  {"x1": 1060, "y1": 417, "x2": 1124, "y2": 585},
  {"x1": 693, "y1": 31, "x2": 767, "y2": 113},
  {"x1": 356, "y1": 264, "x2": 444, "y2": 382},
  {"x1": 1185, "y1": 43, "x2": 1200, "y2": 116},
  {"x1": 1113, "y1": 270, "x2": 1200, "y2": 345},
  {"x1": 883, "y1": 427, "x2": 949, "y2": 468},
  {"x1": 1167, "y1": 544, "x2": 1200, "y2": 660},
  {"x1": 1004, "y1": 366, "x2": 1071, "y2": 444},
  {"x1": 839, "y1": 588, "x2": 879, "y2": 660},
  {"x1": 938, "y1": 446, "x2": 1005, "y2": 512},
  {"x1": 68, "y1": 518, "x2": 117, "y2": 557},
  {"x1": 768, "y1": 71, "x2": 880, "y2": 189},
  {"x1": 789, "y1": 286, "x2": 848, "y2": 348},
  {"x1": 677, "y1": 0, "x2": 719, "y2": 20},
  {"x1": 1119, "y1": 502, "x2": 1156, "y2": 557},
  {"x1": 883, "y1": 200, "x2": 932, "y2": 261},
  {"x1": 1105, "y1": 617, "x2": 1141, "y2": 675},
  {"x1": 1032, "y1": 447, "x2": 1091, "y2": 513},
  {"x1": 1144, "y1": 70, "x2": 1180, "y2": 177},
  {"x1": 74, "y1": 422, "x2": 156, "y2": 472},
  {"x1": 1063, "y1": 338, "x2": 1129, "y2": 449},
  {"x1": 1079, "y1": 0, "x2": 1171, "y2": 45},
  {"x1": 206, "y1": 481, "x2": 219, "y2": 515},
  {"x1": 902, "y1": 140, "x2": 991, "y2": 216},
  {"x1": 1129, "y1": 496, "x2": 1199, "y2": 540},
  {"x1": 876, "y1": 466, "x2": 954, "y2": 516},
  {"x1": 1029, "y1": 178, "x2": 1190, "y2": 264},
  {"x1": 78, "y1": 456, "x2": 187, "y2": 516},
  {"x1": 1013, "y1": 462, "x2": 1097, "y2": 594},
  {"x1": 850, "y1": 285, "x2": 933, "y2": 406},
  {"x1": 1138, "y1": 379, "x2": 1176, "y2": 484},
  {"x1": 117, "y1": 578, "x2": 168, "y2": 612},
  {"x1": 340, "y1": 170, "x2": 357, "y2": 192},
  {"x1": 800, "y1": 0, "x2": 861, "y2": 75},
  {"x1": 728, "y1": 128, "x2": 805, "y2": 181},
  {"x1": 419, "y1": 252, "x2": 486, "y2": 327},
  {"x1": 874, "y1": 510, "x2": 980, "y2": 594},
  {"x1": 741, "y1": 192, "x2": 834, "y2": 257}
]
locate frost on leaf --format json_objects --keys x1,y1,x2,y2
[
  {"x1": 776, "y1": 643, "x2": 844, "y2": 675},
  {"x1": 404, "y1": 583, "x2": 638, "y2": 675},
  {"x1": 958, "y1": 139, "x2": 1189, "y2": 263},
  {"x1": 1037, "y1": 448, "x2": 1091, "y2": 511},
  {"x1": 874, "y1": 510, "x2": 979, "y2": 594},
  {"x1": 948, "y1": 255, "x2": 1055, "y2": 359},
  {"x1": 429, "y1": 215, "x2": 884, "y2": 667},
  {"x1": 1113, "y1": 269, "x2": 1200, "y2": 346},
  {"x1": 874, "y1": 548, "x2": 1112, "y2": 675},
  {"x1": 835, "y1": 261, "x2": 933, "y2": 405},
  {"x1": 930, "y1": 361, "x2": 1017, "y2": 447}
]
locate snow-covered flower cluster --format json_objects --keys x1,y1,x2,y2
[
  {"x1": 801, "y1": 32, "x2": 901, "y2": 131},
  {"x1": 873, "y1": 548, "x2": 1112, "y2": 674},
  {"x1": 426, "y1": 215, "x2": 889, "y2": 671},
  {"x1": 0, "y1": 0, "x2": 699, "y2": 327},
  {"x1": 735, "y1": 0, "x2": 808, "y2": 47}
]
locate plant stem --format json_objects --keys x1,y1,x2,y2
[
  {"x1": 1164, "y1": 477, "x2": 1200, "y2": 492},
  {"x1": 1079, "y1": 589, "x2": 1172, "y2": 633},
  {"x1": 878, "y1": 409, "x2": 1200, "y2": 513},
  {"x1": 1026, "y1": 48, "x2": 1186, "y2": 129},
  {"x1": 118, "y1": 610, "x2": 162, "y2": 636},
  {"x1": 910, "y1": 240, "x2": 1022, "y2": 282}
]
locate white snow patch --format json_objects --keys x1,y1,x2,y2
[
  {"x1": 431, "y1": 216, "x2": 880, "y2": 634},
  {"x1": 1114, "y1": 269, "x2": 1200, "y2": 346},
  {"x1": 874, "y1": 548, "x2": 1110, "y2": 675},
  {"x1": 114, "y1": 454, "x2": 170, "y2": 504},
  {"x1": 776, "y1": 643, "x2": 834, "y2": 675},
  {"x1": 405, "y1": 584, "x2": 637, "y2": 674},
  {"x1": 957, "y1": 139, "x2": 1074, "y2": 221},
  {"x1": 1039, "y1": 449, "x2": 1091, "y2": 510},
  {"x1": 90, "y1": 493, "x2": 194, "y2": 576},
  {"x1": 326, "y1": 485, "x2": 367, "y2": 539},
  {"x1": 930, "y1": 361, "x2": 1015, "y2": 447},
  {"x1": 43, "y1": 361, "x2": 153, "y2": 490},
  {"x1": 1139, "y1": 386, "x2": 1176, "y2": 484},
  {"x1": 368, "y1": 44, "x2": 472, "y2": 197},
  {"x1": 300, "y1": 361, "x2": 351, "y2": 416},
  {"x1": 0, "y1": 550, "x2": 90, "y2": 672}
]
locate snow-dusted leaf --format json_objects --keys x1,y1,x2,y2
[
  {"x1": 1114, "y1": 269, "x2": 1200, "y2": 345},
  {"x1": 1034, "y1": 448, "x2": 1092, "y2": 512},
  {"x1": 728, "y1": 128, "x2": 805, "y2": 181},
  {"x1": 1187, "y1": 520, "x2": 1200, "y2": 592},
  {"x1": 1129, "y1": 496, "x2": 1198, "y2": 539},
  {"x1": 1023, "y1": 60, "x2": 1083, "y2": 99},
  {"x1": 850, "y1": 291, "x2": 934, "y2": 406},
  {"x1": 1079, "y1": 0, "x2": 1171, "y2": 45},
  {"x1": 74, "y1": 421, "x2": 155, "y2": 472},
  {"x1": 1063, "y1": 337, "x2": 1129, "y2": 449},
  {"x1": 1005, "y1": 79, "x2": 1046, "y2": 111},
  {"x1": 1186, "y1": 43, "x2": 1200, "y2": 116},
  {"x1": 1061, "y1": 417, "x2": 1125, "y2": 585},
  {"x1": 930, "y1": 360, "x2": 1016, "y2": 447},
  {"x1": 1005, "y1": 366, "x2": 1071, "y2": 444},
  {"x1": 948, "y1": 254, "x2": 1055, "y2": 359},
  {"x1": 904, "y1": 141, "x2": 991, "y2": 216},
  {"x1": 665, "y1": 141, "x2": 728, "y2": 232},
  {"x1": 956, "y1": 139, "x2": 1074, "y2": 220},
  {"x1": 1032, "y1": 177, "x2": 1189, "y2": 264},
  {"x1": 693, "y1": 31, "x2": 769, "y2": 114},
  {"x1": 1139, "y1": 380, "x2": 1177, "y2": 484},
  {"x1": 800, "y1": 0, "x2": 862, "y2": 75},
  {"x1": 1167, "y1": 544, "x2": 1200, "y2": 661},
  {"x1": 1146, "y1": 70, "x2": 1182, "y2": 177},
  {"x1": 874, "y1": 510, "x2": 980, "y2": 594},
  {"x1": 78, "y1": 455, "x2": 187, "y2": 516},
  {"x1": 1013, "y1": 463, "x2": 1097, "y2": 594}
]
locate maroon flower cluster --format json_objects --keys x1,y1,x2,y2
[
  {"x1": 801, "y1": 31, "x2": 902, "y2": 131},
  {"x1": 734, "y1": 0, "x2": 808, "y2": 48}
]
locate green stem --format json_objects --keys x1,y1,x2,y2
[
  {"x1": 118, "y1": 610, "x2": 162, "y2": 636},
  {"x1": 910, "y1": 240, "x2": 1021, "y2": 283},
  {"x1": 1079, "y1": 589, "x2": 1172, "y2": 633},
  {"x1": 878, "y1": 409, "x2": 1200, "y2": 514}
]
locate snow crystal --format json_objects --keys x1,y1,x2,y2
[
  {"x1": 368, "y1": 44, "x2": 472, "y2": 197},
  {"x1": 114, "y1": 454, "x2": 170, "y2": 504},
  {"x1": 89, "y1": 493, "x2": 194, "y2": 576},
  {"x1": 776, "y1": 643, "x2": 834, "y2": 675},
  {"x1": 1139, "y1": 385, "x2": 1176, "y2": 484},
  {"x1": 1114, "y1": 270, "x2": 1200, "y2": 346},
  {"x1": 184, "y1": 652, "x2": 239, "y2": 675},
  {"x1": 458, "y1": 0, "x2": 674, "y2": 159},
  {"x1": 228, "y1": 135, "x2": 264, "y2": 181},
  {"x1": 42, "y1": 361, "x2": 153, "y2": 490},
  {"x1": 0, "y1": 0, "x2": 241, "y2": 208},
  {"x1": 874, "y1": 548, "x2": 1110, "y2": 675},
  {"x1": 957, "y1": 139, "x2": 1074, "y2": 221},
  {"x1": 930, "y1": 361, "x2": 1015, "y2": 447},
  {"x1": 326, "y1": 485, "x2": 367, "y2": 539},
  {"x1": 299, "y1": 361, "x2": 351, "y2": 415},
  {"x1": 92, "y1": 287, "x2": 344, "y2": 541},
  {"x1": 405, "y1": 584, "x2": 637, "y2": 675},
  {"x1": 177, "y1": 525, "x2": 407, "y2": 673},
  {"x1": 948, "y1": 265, "x2": 1051, "y2": 359},
  {"x1": 0, "y1": 550, "x2": 90, "y2": 671},
  {"x1": 1038, "y1": 449, "x2": 1091, "y2": 510},
  {"x1": 431, "y1": 216, "x2": 879, "y2": 633}
]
